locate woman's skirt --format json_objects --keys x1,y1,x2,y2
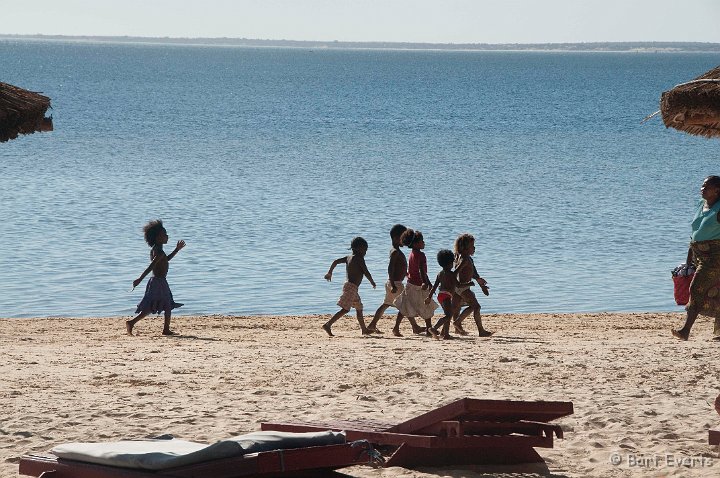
[
  {"x1": 393, "y1": 282, "x2": 438, "y2": 320},
  {"x1": 135, "y1": 277, "x2": 183, "y2": 314},
  {"x1": 688, "y1": 239, "x2": 720, "y2": 334}
]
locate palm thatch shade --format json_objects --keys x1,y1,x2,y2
[
  {"x1": 0, "y1": 81, "x2": 53, "y2": 143},
  {"x1": 660, "y1": 65, "x2": 720, "y2": 138}
]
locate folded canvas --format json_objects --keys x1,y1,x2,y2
[{"x1": 51, "y1": 430, "x2": 346, "y2": 470}]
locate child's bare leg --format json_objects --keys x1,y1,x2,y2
[
  {"x1": 323, "y1": 308, "x2": 348, "y2": 337},
  {"x1": 435, "y1": 300, "x2": 453, "y2": 338},
  {"x1": 434, "y1": 314, "x2": 448, "y2": 330},
  {"x1": 368, "y1": 303, "x2": 389, "y2": 333},
  {"x1": 392, "y1": 312, "x2": 405, "y2": 336},
  {"x1": 441, "y1": 316, "x2": 452, "y2": 338},
  {"x1": 433, "y1": 316, "x2": 448, "y2": 334},
  {"x1": 473, "y1": 308, "x2": 492, "y2": 337},
  {"x1": 423, "y1": 318, "x2": 435, "y2": 336},
  {"x1": 427, "y1": 320, "x2": 439, "y2": 339},
  {"x1": 454, "y1": 307, "x2": 471, "y2": 335},
  {"x1": 356, "y1": 310, "x2": 371, "y2": 335},
  {"x1": 126, "y1": 311, "x2": 149, "y2": 336},
  {"x1": 162, "y1": 311, "x2": 176, "y2": 335},
  {"x1": 407, "y1": 316, "x2": 424, "y2": 334},
  {"x1": 463, "y1": 292, "x2": 492, "y2": 337}
]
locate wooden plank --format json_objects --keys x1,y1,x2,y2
[
  {"x1": 384, "y1": 442, "x2": 545, "y2": 467},
  {"x1": 255, "y1": 442, "x2": 369, "y2": 474},
  {"x1": 261, "y1": 420, "x2": 390, "y2": 433},
  {"x1": 431, "y1": 434, "x2": 554, "y2": 449},
  {"x1": 262, "y1": 423, "x2": 435, "y2": 447},
  {"x1": 390, "y1": 398, "x2": 470, "y2": 433},
  {"x1": 392, "y1": 399, "x2": 572, "y2": 434},
  {"x1": 262, "y1": 423, "x2": 554, "y2": 449},
  {"x1": 417, "y1": 420, "x2": 562, "y2": 438},
  {"x1": 20, "y1": 454, "x2": 167, "y2": 478},
  {"x1": 460, "y1": 399, "x2": 574, "y2": 423}
]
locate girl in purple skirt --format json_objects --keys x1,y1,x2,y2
[{"x1": 127, "y1": 219, "x2": 186, "y2": 336}]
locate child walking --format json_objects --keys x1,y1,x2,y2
[
  {"x1": 127, "y1": 219, "x2": 186, "y2": 336},
  {"x1": 367, "y1": 224, "x2": 412, "y2": 334},
  {"x1": 323, "y1": 237, "x2": 377, "y2": 337},
  {"x1": 453, "y1": 233, "x2": 492, "y2": 337},
  {"x1": 392, "y1": 229, "x2": 437, "y2": 336},
  {"x1": 425, "y1": 249, "x2": 459, "y2": 339}
]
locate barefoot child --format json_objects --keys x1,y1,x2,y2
[
  {"x1": 127, "y1": 220, "x2": 186, "y2": 336},
  {"x1": 453, "y1": 233, "x2": 492, "y2": 337},
  {"x1": 367, "y1": 224, "x2": 412, "y2": 334},
  {"x1": 392, "y1": 229, "x2": 437, "y2": 336},
  {"x1": 425, "y1": 249, "x2": 459, "y2": 339},
  {"x1": 454, "y1": 246, "x2": 491, "y2": 335},
  {"x1": 323, "y1": 237, "x2": 377, "y2": 336}
]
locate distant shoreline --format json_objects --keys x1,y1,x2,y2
[{"x1": 2, "y1": 34, "x2": 720, "y2": 53}]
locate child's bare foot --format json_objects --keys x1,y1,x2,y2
[
  {"x1": 441, "y1": 334, "x2": 454, "y2": 340},
  {"x1": 322, "y1": 323, "x2": 334, "y2": 337},
  {"x1": 478, "y1": 329, "x2": 494, "y2": 337},
  {"x1": 412, "y1": 326, "x2": 426, "y2": 335},
  {"x1": 671, "y1": 329, "x2": 689, "y2": 341},
  {"x1": 368, "y1": 326, "x2": 384, "y2": 334},
  {"x1": 126, "y1": 321, "x2": 134, "y2": 336},
  {"x1": 392, "y1": 328, "x2": 402, "y2": 337},
  {"x1": 162, "y1": 329, "x2": 177, "y2": 336},
  {"x1": 427, "y1": 327, "x2": 440, "y2": 339},
  {"x1": 454, "y1": 323, "x2": 469, "y2": 336},
  {"x1": 361, "y1": 328, "x2": 373, "y2": 335}
]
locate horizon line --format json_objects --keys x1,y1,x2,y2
[{"x1": 2, "y1": 34, "x2": 720, "y2": 47}]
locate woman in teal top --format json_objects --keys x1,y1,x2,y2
[{"x1": 673, "y1": 175, "x2": 720, "y2": 340}]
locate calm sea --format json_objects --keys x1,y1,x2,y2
[{"x1": 1, "y1": 40, "x2": 718, "y2": 318}]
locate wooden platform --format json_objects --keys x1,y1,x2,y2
[
  {"x1": 19, "y1": 441, "x2": 375, "y2": 478},
  {"x1": 262, "y1": 398, "x2": 574, "y2": 467}
]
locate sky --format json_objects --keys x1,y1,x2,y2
[{"x1": 2, "y1": 0, "x2": 720, "y2": 44}]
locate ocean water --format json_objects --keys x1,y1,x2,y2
[{"x1": 1, "y1": 40, "x2": 718, "y2": 318}]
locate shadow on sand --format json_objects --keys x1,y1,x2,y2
[
  {"x1": 327, "y1": 461, "x2": 571, "y2": 478},
  {"x1": 167, "y1": 334, "x2": 220, "y2": 342}
]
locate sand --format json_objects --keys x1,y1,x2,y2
[{"x1": 2, "y1": 312, "x2": 719, "y2": 478}]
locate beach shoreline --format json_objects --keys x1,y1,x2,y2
[{"x1": 3, "y1": 312, "x2": 719, "y2": 477}]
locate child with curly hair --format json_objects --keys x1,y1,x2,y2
[
  {"x1": 127, "y1": 219, "x2": 186, "y2": 336},
  {"x1": 425, "y1": 249, "x2": 459, "y2": 339},
  {"x1": 453, "y1": 233, "x2": 492, "y2": 337},
  {"x1": 392, "y1": 229, "x2": 437, "y2": 336},
  {"x1": 323, "y1": 236, "x2": 377, "y2": 337}
]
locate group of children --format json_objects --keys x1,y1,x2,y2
[
  {"x1": 126, "y1": 220, "x2": 492, "y2": 339},
  {"x1": 323, "y1": 224, "x2": 493, "y2": 339}
]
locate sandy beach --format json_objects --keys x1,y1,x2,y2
[{"x1": 2, "y1": 312, "x2": 719, "y2": 478}]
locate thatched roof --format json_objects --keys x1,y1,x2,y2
[
  {"x1": 0, "y1": 81, "x2": 53, "y2": 143},
  {"x1": 660, "y1": 65, "x2": 720, "y2": 138}
]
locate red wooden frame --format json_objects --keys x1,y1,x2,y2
[{"x1": 262, "y1": 398, "x2": 573, "y2": 467}]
